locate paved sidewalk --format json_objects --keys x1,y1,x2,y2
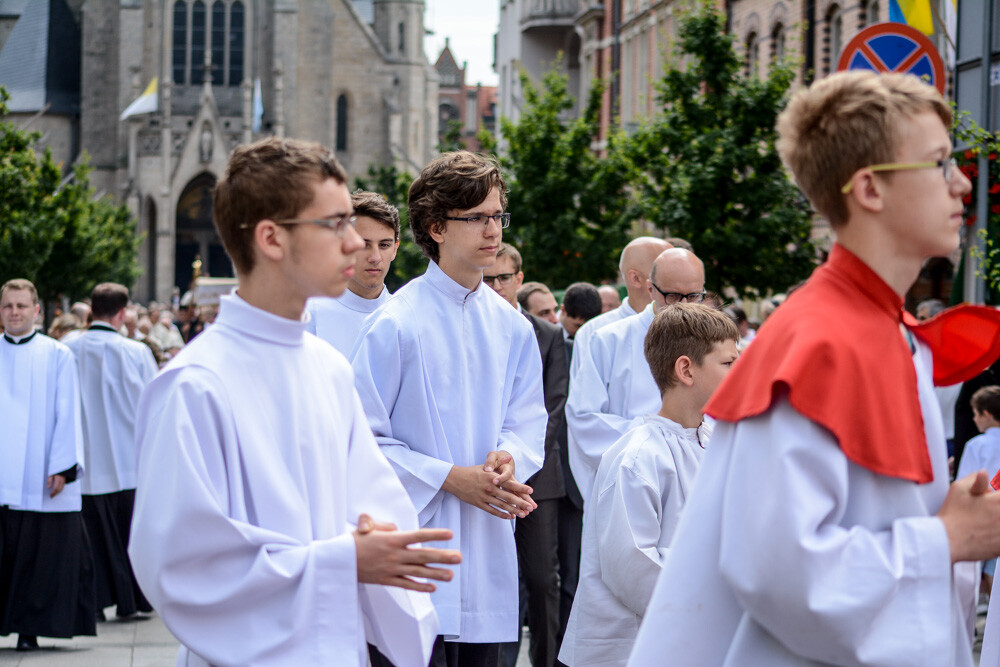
[{"x1": 0, "y1": 609, "x2": 178, "y2": 666}]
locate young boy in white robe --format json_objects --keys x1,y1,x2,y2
[
  {"x1": 128, "y1": 137, "x2": 460, "y2": 667},
  {"x1": 352, "y1": 151, "x2": 547, "y2": 666},
  {"x1": 305, "y1": 190, "x2": 400, "y2": 355},
  {"x1": 559, "y1": 303, "x2": 738, "y2": 667},
  {"x1": 629, "y1": 71, "x2": 1000, "y2": 666}
]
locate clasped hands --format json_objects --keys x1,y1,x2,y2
[{"x1": 442, "y1": 450, "x2": 537, "y2": 520}]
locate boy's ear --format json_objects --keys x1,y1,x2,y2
[
  {"x1": 846, "y1": 169, "x2": 886, "y2": 214},
  {"x1": 674, "y1": 355, "x2": 696, "y2": 387},
  {"x1": 428, "y1": 220, "x2": 447, "y2": 244},
  {"x1": 253, "y1": 219, "x2": 288, "y2": 262}
]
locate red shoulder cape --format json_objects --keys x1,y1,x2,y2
[{"x1": 706, "y1": 244, "x2": 1000, "y2": 484}]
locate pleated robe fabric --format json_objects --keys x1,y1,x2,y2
[{"x1": 129, "y1": 294, "x2": 437, "y2": 667}]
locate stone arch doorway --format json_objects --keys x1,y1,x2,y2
[{"x1": 174, "y1": 172, "x2": 233, "y2": 293}]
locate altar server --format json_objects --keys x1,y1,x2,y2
[
  {"x1": 0, "y1": 278, "x2": 96, "y2": 651},
  {"x1": 561, "y1": 303, "x2": 738, "y2": 666},
  {"x1": 629, "y1": 71, "x2": 1000, "y2": 667},
  {"x1": 129, "y1": 138, "x2": 459, "y2": 667},
  {"x1": 353, "y1": 151, "x2": 546, "y2": 666},
  {"x1": 306, "y1": 190, "x2": 399, "y2": 355},
  {"x1": 566, "y1": 248, "x2": 705, "y2": 499},
  {"x1": 66, "y1": 282, "x2": 157, "y2": 619}
]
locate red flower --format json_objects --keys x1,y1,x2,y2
[
  {"x1": 993, "y1": 204, "x2": 1000, "y2": 214},
  {"x1": 991, "y1": 183, "x2": 1000, "y2": 194},
  {"x1": 966, "y1": 149, "x2": 976, "y2": 160},
  {"x1": 964, "y1": 194, "x2": 973, "y2": 204},
  {"x1": 967, "y1": 214, "x2": 978, "y2": 226}
]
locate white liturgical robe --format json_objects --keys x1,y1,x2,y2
[
  {"x1": 65, "y1": 324, "x2": 157, "y2": 495},
  {"x1": 566, "y1": 303, "x2": 659, "y2": 500},
  {"x1": 629, "y1": 343, "x2": 974, "y2": 667},
  {"x1": 352, "y1": 260, "x2": 547, "y2": 642},
  {"x1": 305, "y1": 286, "x2": 391, "y2": 356},
  {"x1": 129, "y1": 294, "x2": 437, "y2": 667},
  {"x1": 561, "y1": 415, "x2": 708, "y2": 667},
  {"x1": 0, "y1": 333, "x2": 84, "y2": 512},
  {"x1": 569, "y1": 298, "x2": 637, "y2": 378}
]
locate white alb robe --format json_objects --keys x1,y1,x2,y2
[
  {"x1": 560, "y1": 415, "x2": 708, "y2": 667},
  {"x1": 566, "y1": 303, "x2": 659, "y2": 500},
  {"x1": 305, "y1": 286, "x2": 391, "y2": 356},
  {"x1": 65, "y1": 325, "x2": 157, "y2": 495},
  {"x1": 0, "y1": 333, "x2": 84, "y2": 512},
  {"x1": 352, "y1": 260, "x2": 547, "y2": 642},
  {"x1": 129, "y1": 294, "x2": 437, "y2": 667},
  {"x1": 629, "y1": 342, "x2": 975, "y2": 666}
]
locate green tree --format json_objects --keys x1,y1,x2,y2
[
  {"x1": 437, "y1": 119, "x2": 466, "y2": 152},
  {"x1": 0, "y1": 87, "x2": 141, "y2": 305},
  {"x1": 625, "y1": 2, "x2": 817, "y2": 297},
  {"x1": 489, "y1": 66, "x2": 633, "y2": 288}
]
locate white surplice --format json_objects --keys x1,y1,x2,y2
[
  {"x1": 351, "y1": 260, "x2": 547, "y2": 642},
  {"x1": 305, "y1": 286, "x2": 391, "y2": 356},
  {"x1": 65, "y1": 324, "x2": 157, "y2": 495},
  {"x1": 129, "y1": 294, "x2": 437, "y2": 667},
  {"x1": 560, "y1": 415, "x2": 708, "y2": 667},
  {"x1": 566, "y1": 303, "x2": 659, "y2": 500},
  {"x1": 629, "y1": 342, "x2": 974, "y2": 667},
  {"x1": 0, "y1": 333, "x2": 84, "y2": 512}
]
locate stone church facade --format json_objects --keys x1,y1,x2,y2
[{"x1": 1, "y1": 0, "x2": 439, "y2": 302}]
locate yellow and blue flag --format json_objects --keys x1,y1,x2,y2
[{"x1": 889, "y1": 0, "x2": 934, "y2": 35}]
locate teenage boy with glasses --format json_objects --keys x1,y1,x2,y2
[
  {"x1": 129, "y1": 137, "x2": 459, "y2": 667},
  {"x1": 566, "y1": 247, "x2": 705, "y2": 501},
  {"x1": 353, "y1": 151, "x2": 547, "y2": 667},
  {"x1": 631, "y1": 71, "x2": 1000, "y2": 667}
]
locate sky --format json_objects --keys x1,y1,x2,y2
[{"x1": 423, "y1": 0, "x2": 500, "y2": 87}]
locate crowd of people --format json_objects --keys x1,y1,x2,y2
[{"x1": 6, "y1": 70, "x2": 1000, "y2": 667}]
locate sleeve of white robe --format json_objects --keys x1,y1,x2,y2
[
  {"x1": 129, "y1": 367, "x2": 363, "y2": 667},
  {"x1": 596, "y1": 461, "x2": 668, "y2": 617},
  {"x1": 495, "y1": 325, "x2": 545, "y2": 483},
  {"x1": 718, "y1": 397, "x2": 953, "y2": 665},
  {"x1": 351, "y1": 314, "x2": 454, "y2": 522},
  {"x1": 566, "y1": 330, "x2": 635, "y2": 490},
  {"x1": 50, "y1": 346, "x2": 83, "y2": 476},
  {"x1": 955, "y1": 440, "x2": 983, "y2": 481}
]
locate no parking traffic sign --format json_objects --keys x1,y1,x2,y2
[{"x1": 836, "y1": 23, "x2": 945, "y2": 94}]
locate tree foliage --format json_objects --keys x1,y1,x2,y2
[
  {"x1": 624, "y1": 2, "x2": 817, "y2": 297},
  {"x1": 490, "y1": 66, "x2": 633, "y2": 288},
  {"x1": 0, "y1": 88, "x2": 141, "y2": 305}
]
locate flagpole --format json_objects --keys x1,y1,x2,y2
[{"x1": 928, "y1": 0, "x2": 955, "y2": 53}]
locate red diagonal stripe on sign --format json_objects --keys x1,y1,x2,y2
[
  {"x1": 858, "y1": 42, "x2": 890, "y2": 72},
  {"x1": 894, "y1": 45, "x2": 930, "y2": 74}
]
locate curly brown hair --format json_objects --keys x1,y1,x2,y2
[{"x1": 408, "y1": 151, "x2": 507, "y2": 262}]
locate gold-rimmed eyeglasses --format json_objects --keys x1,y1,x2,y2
[{"x1": 840, "y1": 158, "x2": 958, "y2": 194}]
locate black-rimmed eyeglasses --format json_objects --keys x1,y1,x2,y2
[
  {"x1": 443, "y1": 213, "x2": 511, "y2": 229},
  {"x1": 483, "y1": 273, "x2": 516, "y2": 286},
  {"x1": 651, "y1": 284, "x2": 706, "y2": 305}
]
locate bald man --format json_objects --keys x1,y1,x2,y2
[
  {"x1": 566, "y1": 248, "x2": 706, "y2": 501},
  {"x1": 597, "y1": 286, "x2": 621, "y2": 313}
]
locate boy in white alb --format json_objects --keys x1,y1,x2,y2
[
  {"x1": 128, "y1": 138, "x2": 460, "y2": 667},
  {"x1": 560, "y1": 304, "x2": 738, "y2": 666},
  {"x1": 306, "y1": 190, "x2": 400, "y2": 355},
  {"x1": 629, "y1": 71, "x2": 1000, "y2": 667},
  {"x1": 353, "y1": 151, "x2": 547, "y2": 667}
]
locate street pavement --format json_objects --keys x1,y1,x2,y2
[{"x1": 0, "y1": 610, "x2": 534, "y2": 666}]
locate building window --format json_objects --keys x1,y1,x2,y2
[
  {"x1": 229, "y1": 1, "x2": 244, "y2": 85},
  {"x1": 173, "y1": 0, "x2": 245, "y2": 87},
  {"x1": 172, "y1": 1, "x2": 187, "y2": 84},
  {"x1": 746, "y1": 32, "x2": 760, "y2": 77},
  {"x1": 336, "y1": 94, "x2": 348, "y2": 151},
  {"x1": 398, "y1": 22, "x2": 405, "y2": 54},
  {"x1": 869, "y1": 0, "x2": 880, "y2": 24},
  {"x1": 190, "y1": 0, "x2": 206, "y2": 85},
  {"x1": 823, "y1": 5, "x2": 844, "y2": 74},
  {"x1": 771, "y1": 24, "x2": 786, "y2": 63}
]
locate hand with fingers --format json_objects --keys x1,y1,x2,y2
[
  {"x1": 47, "y1": 474, "x2": 66, "y2": 498},
  {"x1": 353, "y1": 513, "x2": 461, "y2": 593},
  {"x1": 442, "y1": 450, "x2": 537, "y2": 520}
]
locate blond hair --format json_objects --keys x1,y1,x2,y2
[{"x1": 776, "y1": 71, "x2": 951, "y2": 226}]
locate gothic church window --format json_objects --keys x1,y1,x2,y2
[
  {"x1": 398, "y1": 22, "x2": 405, "y2": 54},
  {"x1": 336, "y1": 94, "x2": 349, "y2": 152},
  {"x1": 173, "y1": 0, "x2": 245, "y2": 87}
]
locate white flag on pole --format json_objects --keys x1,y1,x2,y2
[
  {"x1": 252, "y1": 78, "x2": 263, "y2": 133},
  {"x1": 120, "y1": 77, "x2": 158, "y2": 121}
]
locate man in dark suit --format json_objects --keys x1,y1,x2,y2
[{"x1": 488, "y1": 243, "x2": 566, "y2": 667}]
